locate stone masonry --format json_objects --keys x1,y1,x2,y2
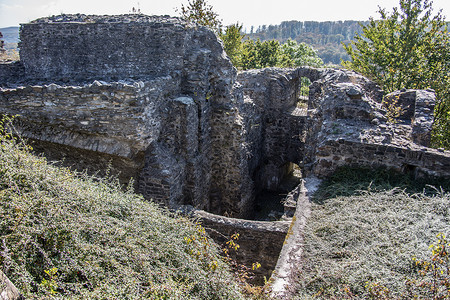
[
  {"x1": 0, "y1": 14, "x2": 240, "y2": 215},
  {"x1": 1, "y1": 14, "x2": 449, "y2": 217},
  {"x1": 1, "y1": 14, "x2": 450, "y2": 293}
]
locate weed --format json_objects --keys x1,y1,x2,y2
[
  {"x1": 219, "y1": 232, "x2": 272, "y2": 299},
  {"x1": 382, "y1": 95, "x2": 405, "y2": 124},
  {"x1": 40, "y1": 268, "x2": 58, "y2": 295},
  {"x1": 405, "y1": 233, "x2": 450, "y2": 299}
]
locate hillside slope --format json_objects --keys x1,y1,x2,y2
[
  {"x1": 0, "y1": 120, "x2": 243, "y2": 299},
  {"x1": 295, "y1": 168, "x2": 450, "y2": 299}
]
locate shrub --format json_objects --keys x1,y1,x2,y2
[
  {"x1": 295, "y1": 168, "x2": 450, "y2": 299},
  {"x1": 0, "y1": 118, "x2": 243, "y2": 299}
]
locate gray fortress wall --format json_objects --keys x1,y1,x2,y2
[{"x1": 1, "y1": 14, "x2": 450, "y2": 288}]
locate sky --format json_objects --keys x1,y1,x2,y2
[{"x1": 1, "y1": 0, "x2": 450, "y2": 31}]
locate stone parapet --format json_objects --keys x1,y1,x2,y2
[{"x1": 188, "y1": 208, "x2": 290, "y2": 284}]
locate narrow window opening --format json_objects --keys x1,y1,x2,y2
[{"x1": 297, "y1": 77, "x2": 311, "y2": 110}]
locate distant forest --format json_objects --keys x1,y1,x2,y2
[
  {"x1": 246, "y1": 20, "x2": 369, "y2": 65},
  {"x1": 246, "y1": 20, "x2": 450, "y2": 65},
  {"x1": 2, "y1": 20, "x2": 449, "y2": 65}
]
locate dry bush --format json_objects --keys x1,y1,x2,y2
[{"x1": 295, "y1": 168, "x2": 450, "y2": 299}]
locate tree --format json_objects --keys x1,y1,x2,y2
[
  {"x1": 178, "y1": 0, "x2": 222, "y2": 33},
  {"x1": 238, "y1": 38, "x2": 323, "y2": 70},
  {"x1": 343, "y1": 0, "x2": 450, "y2": 148},
  {"x1": 256, "y1": 40, "x2": 281, "y2": 68},
  {"x1": 220, "y1": 23, "x2": 245, "y2": 67},
  {"x1": 240, "y1": 40, "x2": 258, "y2": 70},
  {"x1": 239, "y1": 39, "x2": 281, "y2": 70},
  {"x1": 177, "y1": 0, "x2": 323, "y2": 71},
  {"x1": 279, "y1": 39, "x2": 324, "y2": 68}
]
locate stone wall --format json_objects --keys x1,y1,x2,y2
[
  {"x1": 303, "y1": 69, "x2": 450, "y2": 180},
  {"x1": 0, "y1": 14, "x2": 259, "y2": 218},
  {"x1": 189, "y1": 208, "x2": 290, "y2": 284},
  {"x1": 313, "y1": 139, "x2": 450, "y2": 178},
  {"x1": 1, "y1": 13, "x2": 450, "y2": 222},
  {"x1": 0, "y1": 61, "x2": 24, "y2": 83},
  {"x1": 18, "y1": 15, "x2": 190, "y2": 82},
  {"x1": 1, "y1": 14, "x2": 450, "y2": 295},
  {"x1": 237, "y1": 68, "x2": 307, "y2": 192},
  {"x1": 0, "y1": 79, "x2": 175, "y2": 157}
]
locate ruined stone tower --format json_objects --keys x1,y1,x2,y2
[{"x1": 0, "y1": 14, "x2": 449, "y2": 221}]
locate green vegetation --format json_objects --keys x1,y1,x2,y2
[
  {"x1": 236, "y1": 38, "x2": 323, "y2": 70},
  {"x1": 0, "y1": 119, "x2": 243, "y2": 299},
  {"x1": 343, "y1": 0, "x2": 450, "y2": 149},
  {"x1": 220, "y1": 23, "x2": 245, "y2": 67},
  {"x1": 178, "y1": 0, "x2": 323, "y2": 70},
  {"x1": 218, "y1": 23, "x2": 324, "y2": 70},
  {"x1": 178, "y1": 0, "x2": 222, "y2": 33},
  {"x1": 247, "y1": 21, "x2": 368, "y2": 65},
  {"x1": 295, "y1": 167, "x2": 450, "y2": 299},
  {"x1": 279, "y1": 39, "x2": 324, "y2": 68}
]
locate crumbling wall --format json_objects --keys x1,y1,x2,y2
[
  {"x1": 237, "y1": 68, "x2": 307, "y2": 192},
  {"x1": 0, "y1": 61, "x2": 24, "y2": 83},
  {"x1": 189, "y1": 208, "x2": 290, "y2": 284},
  {"x1": 0, "y1": 14, "x2": 262, "y2": 218},
  {"x1": 1, "y1": 14, "x2": 449, "y2": 220},
  {"x1": 303, "y1": 69, "x2": 450, "y2": 179},
  {"x1": 18, "y1": 15, "x2": 189, "y2": 82},
  {"x1": 0, "y1": 15, "x2": 237, "y2": 214},
  {"x1": 1, "y1": 15, "x2": 450, "y2": 296}
]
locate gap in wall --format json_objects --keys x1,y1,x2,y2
[{"x1": 252, "y1": 163, "x2": 302, "y2": 221}]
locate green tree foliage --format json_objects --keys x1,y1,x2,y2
[
  {"x1": 240, "y1": 40, "x2": 258, "y2": 70},
  {"x1": 239, "y1": 39, "x2": 280, "y2": 69},
  {"x1": 248, "y1": 20, "x2": 369, "y2": 65},
  {"x1": 279, "y1": 39, "x2": 324, "y2": 68},
  {"x1": 219, "y1": 23, "x2": 244, "y2": 67},
  {"x1": 343, "y1": 0, "x2": 450, "y2": 149},
  {"x1": 177, "y1": 0, "x2": 323, "y2": 71},
  {"x1": 256, "y1": 40, "x2": 281, "y2": 68},
  {"x1": 237, "y1": 39, "x2": 323, "y2": 70},
  {"x1": 178, "y1": 0, "x2": 222, "y2": 33}
]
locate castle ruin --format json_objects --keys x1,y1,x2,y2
[{"x1": 1, "y1": 14, "x2": 449, "y2": 292}]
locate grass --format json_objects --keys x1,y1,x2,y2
[
  {"x1": 0, "y1": 119, "x2": 244, "y2": 299},
  {"x1": 294, "y1": 167, "x2": 450, "y2": 299}
]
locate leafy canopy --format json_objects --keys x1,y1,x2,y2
[
  {"x1": 178, "y1": 0, "x2": 222, "y2": 33},
  {"x1": 343, "y1": 0, "x2": 450, "y2": 149},
  {"x1": 238, "y1": 38, "x2": 323, "y2": 70},
  {"x1": 280, "y1": 39, "x2": 324, "y2": 68},
  {"x1": 179, "y1": 0, "x2": 323, "y2": 71},
  {"x1": 219, "y1": 23, "x2": 244, "y2": 67}
]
